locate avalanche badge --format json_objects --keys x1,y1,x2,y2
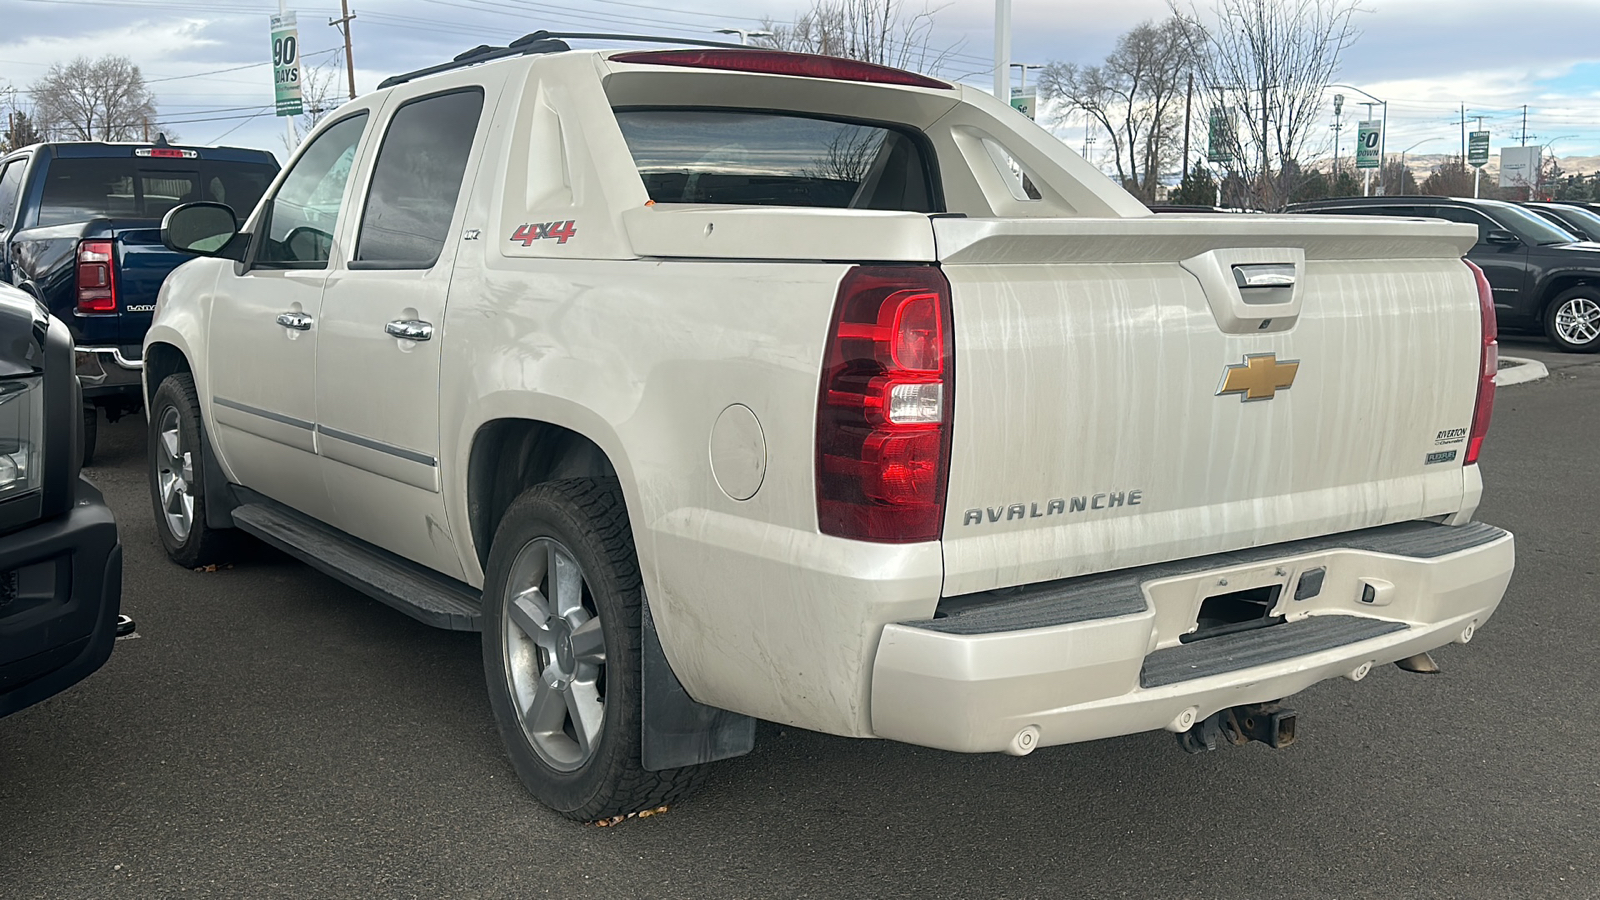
[{"x1": 1216, "y1": 353, "x2": 1299, "y2": 401}]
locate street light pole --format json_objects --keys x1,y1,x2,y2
[
  {"x1": 994, "y1": 0, "x2": 1011, "y2": 102},
  {"x1": 1361, "y1": 101, "x2": 1374, "y2": 196},
  {"x1": 1398, "y1": 138, "x2": 1438, "y2": 195},
  {"x1": 1328, "y1": 84, "x2": 1387, "y2": 197},
  {"x1": 714, "y1": 28, "x2": 773, "y2": 45},
  {"x1": 1009, "y1": 62, "x2": 1043, "y2": 92}
]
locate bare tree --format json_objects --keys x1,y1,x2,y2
[
  {"x1": 30, "y1": 56, "x2": 160, "y2": 141},
  {"x1": 758, "y1": 0, "x2": 961, "y2": 74},
  {"x1": 1, "y1": 83, "x2": 43, "y2": 153},
  {"x1": 1036, "y1": 18, "x2": 1195, "y2": 201},
  {"x1": 287, "y1": 58, "x2": 342, "y2": 150},
  {"x1": 1173, "y1": 0, "x2": 1363, "y2": 209}
]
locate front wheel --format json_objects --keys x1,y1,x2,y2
[
  {"x1": 147, "y1": 373, "x2": 231, "y2": 567},
  {"x1": 481, "y1": 478, "x2": 705, "y2": 820},
  {"x1": 1544, "y1": 287, "x2": 1600, "y2": 352}
]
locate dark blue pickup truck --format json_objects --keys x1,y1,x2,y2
[{"x1": 0, "y1": 141, "x2": 278, "y2": 461}]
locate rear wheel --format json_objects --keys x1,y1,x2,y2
[
  {"x1": 1544, "y1": 286, "x2": 1600, "y2": 352},
  {"x1": 481, "y1": 477, "x2": 705, "y2": 820},
  {"x1": 148, "y1": 373, "x2": 231, "y2": 568}
]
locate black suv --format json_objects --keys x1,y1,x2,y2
[
  {"x1": 1288, "y1": 196, "x2": 1600, "y2": 352},
  {"x1": 0, "y1": 281, "x2": 122, "y2": 718},
  {"x1": 1523, "y1": 202, "x2": 1600, "y2": 243}
]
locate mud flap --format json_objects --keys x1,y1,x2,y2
[{"x1": 641, "y1": 598, "x2": 756, "y2": 771}]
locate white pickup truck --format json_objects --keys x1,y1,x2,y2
[{"x1": 146, "y1": 35, "x2": 1514, "y2": 821}]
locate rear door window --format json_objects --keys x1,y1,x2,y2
[
  {"x1": 1421, "y1": 206, "x2": 1497, "y2": 245},
  {"x1": 354, "y1": 88, "x2": 485, "y2": 268},
  {"x1": 36, "y1": 158, "x2": 274, "y2": 227},
  {"x1": 614, "y1": 108, "x2": 938, "y2": 212}
]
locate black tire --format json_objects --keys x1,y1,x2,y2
[
  {"x1": 482, "y1": 477, "x2": 705, "y2": 820},
  {"x1": 81, "y1": 405, "x2": 97, "y2": 467},
  {"x1": 147, "y1": 373, "x2": 231, "y2": 568},
  {"x1": 1543, "y1": 286, "x2": 1600, "y2": 353}
]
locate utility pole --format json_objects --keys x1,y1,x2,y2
[
  {"x1": 1182, "y1": 72, "x2": 1193, "y2": 183},
  {"x1": 1459, "y1": 103, "x2": 1465, "y2": 161},
  {"x1": 330, "y1": 0, "x2": 357, "y2": 100},
  {"x1": 1521, "y1": 104, "x2": 1528, "y2": 145}
]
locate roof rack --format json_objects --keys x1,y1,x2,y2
[{"x1": 377, "y1": 30, "x2": 760, "y2": 90}]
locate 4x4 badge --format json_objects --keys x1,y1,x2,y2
[{"x1": 1217, "y1": 353, "x2": 1299, "y2": 401}]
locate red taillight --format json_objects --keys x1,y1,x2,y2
[
  {"x1": 76, "y1": 240, "x2": 117, "y2": 314},
  {"x1": 608, "y1": 49, "x2": 952, "y2": 90},
  {"x1": 817, "y1": 266, "x2": 954, "y2": 542},
  {"x1": 1465, "y1": 260, "x2": 1497, "y2": 464}
]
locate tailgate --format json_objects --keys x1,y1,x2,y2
[{"x1": 935, "y1": 214, "x2": 1484, "y2": 596}]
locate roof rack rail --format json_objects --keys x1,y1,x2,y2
[{"x1": 376, "y1": 30, "x2": 760, "y2": 90}]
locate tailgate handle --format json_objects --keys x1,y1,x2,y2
[
  {"x1": 1181, "y1": 248, "x2": 1305, "y2": 335},
  {"x1": 1233, "y1": 263, "x2": 1296, "y2": 290}
]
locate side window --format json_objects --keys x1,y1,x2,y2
[
  {"x1": 0, "y1": 161, "x2": 24, "y2": 231},
  {"x1": 256, "y1": 113, "x2": 368, "y2": 268},
  {"x1": 354, "y1": 89, "x2": 485, "y2": 268},
  {"x1": 1422, "y1": 206, "x2": 1494, "y2": 244}
]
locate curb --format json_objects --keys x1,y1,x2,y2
[{"x1": 1495, "y1": 356, "x2": 1549, "y2": 386}]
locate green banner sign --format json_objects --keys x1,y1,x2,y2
[
  {"x1": 1355, "y1": 120, "x2": 1382, "y2": 169},
  {"x1": 271, "y1": 13, "x2": 303, "y2": 117},
  {"x1": 1468, "y1": 131, "x2": 1490, "y2": 168},
  {"x1": 1206, "y1": 110, "x2": 1233, "y2": 164},
  {"x1": 1010, "y1": 87, "x2": 1037, "y2": 121}
]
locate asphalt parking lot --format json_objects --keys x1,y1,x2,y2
[{"x1": 3, "y1": 349, "x2": 1597, "y2": 899}]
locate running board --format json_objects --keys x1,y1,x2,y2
[{"x1": 231, "y1": 501, "x2": 482, "y2": 632}]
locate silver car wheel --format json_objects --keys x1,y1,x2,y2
[
  {"x1": 1555, "y1": 296, "x2": 1600, "y2": 346},
  {"x1": 155, "y1": 406, "x2": 195, "y2": 542},
  {"x1": 502, "y1": 536, "x2": 607, "y2": 772}
]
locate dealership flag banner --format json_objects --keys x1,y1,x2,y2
[
  {"x1": 1468, "y1": 131, "x2": 1491, "y2": 168},
  {"x1": 1355, "y1": 121, "x2": 1382, "y2": 169},
  {"x1": 271, "y1": 13, "x2": 303, "y2": 117}
]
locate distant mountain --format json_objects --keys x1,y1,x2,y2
[{"x1": 1396, "y1": 153, "x2": 1599, "y2": 179}]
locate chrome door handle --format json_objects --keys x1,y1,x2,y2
[
  {"x1": 385, "y1": 319, "x2": 433, "y2": 341},
  {"x1": 276, "y1": 311, "x2": 314, "y2": 331}
]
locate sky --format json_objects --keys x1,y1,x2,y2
[{"x1": 2, "y1": 0, "x2": 1597, "y2": 172}]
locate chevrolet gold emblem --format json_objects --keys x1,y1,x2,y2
[{"x1": 1217, "y1": 353, "x2": 1299, "y2": 401}]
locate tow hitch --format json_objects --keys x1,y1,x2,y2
[{"x1": 1176, "y1": 702, "x2": 1298, "y2": 754}]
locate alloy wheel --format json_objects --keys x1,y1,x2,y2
[
  {"x1": 502, "y1": 537, "x2": 607, "y2": 772},
  {"x1": 1554, "y1": 296, "x2": 1600, "y2": 347},
  {"x1": 155, "y1": 406, "x2": 195, "y2": 542}
]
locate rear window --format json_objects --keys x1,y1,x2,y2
[
  {"x1": 35, "y1": 157, "x2": 275, "y2": 227},
  {"x1": 614, "y1": 108, "x2": 938, "y2": 212}
]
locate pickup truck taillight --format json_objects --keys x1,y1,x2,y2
[
  {"x1": 1465, "y1": 260, "x2": 1497, "y2": 464},
  {"x1": 816, "y1": 266, "x2": 954, "y2": 542},
  {"x1": 76, "y1": 240, "x2": 117, "y2": 314}
]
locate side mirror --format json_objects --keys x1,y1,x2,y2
[
  {"x1": 1485, "y1": 229, "x2": 1521, "y2": 246},
  {"x1": 162, "y1": 202, "x2": 244, "y2": 261}
]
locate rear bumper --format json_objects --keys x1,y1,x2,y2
[
  {"x1": 0, "y1": 478, "x2": 123, "y2": 718},
  {"x1": 76, "y1": 344, "x2": 143, "y2": 401},
  {"x1": 870, "y1": 521, "x2": 1514, "y2": 753}
]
